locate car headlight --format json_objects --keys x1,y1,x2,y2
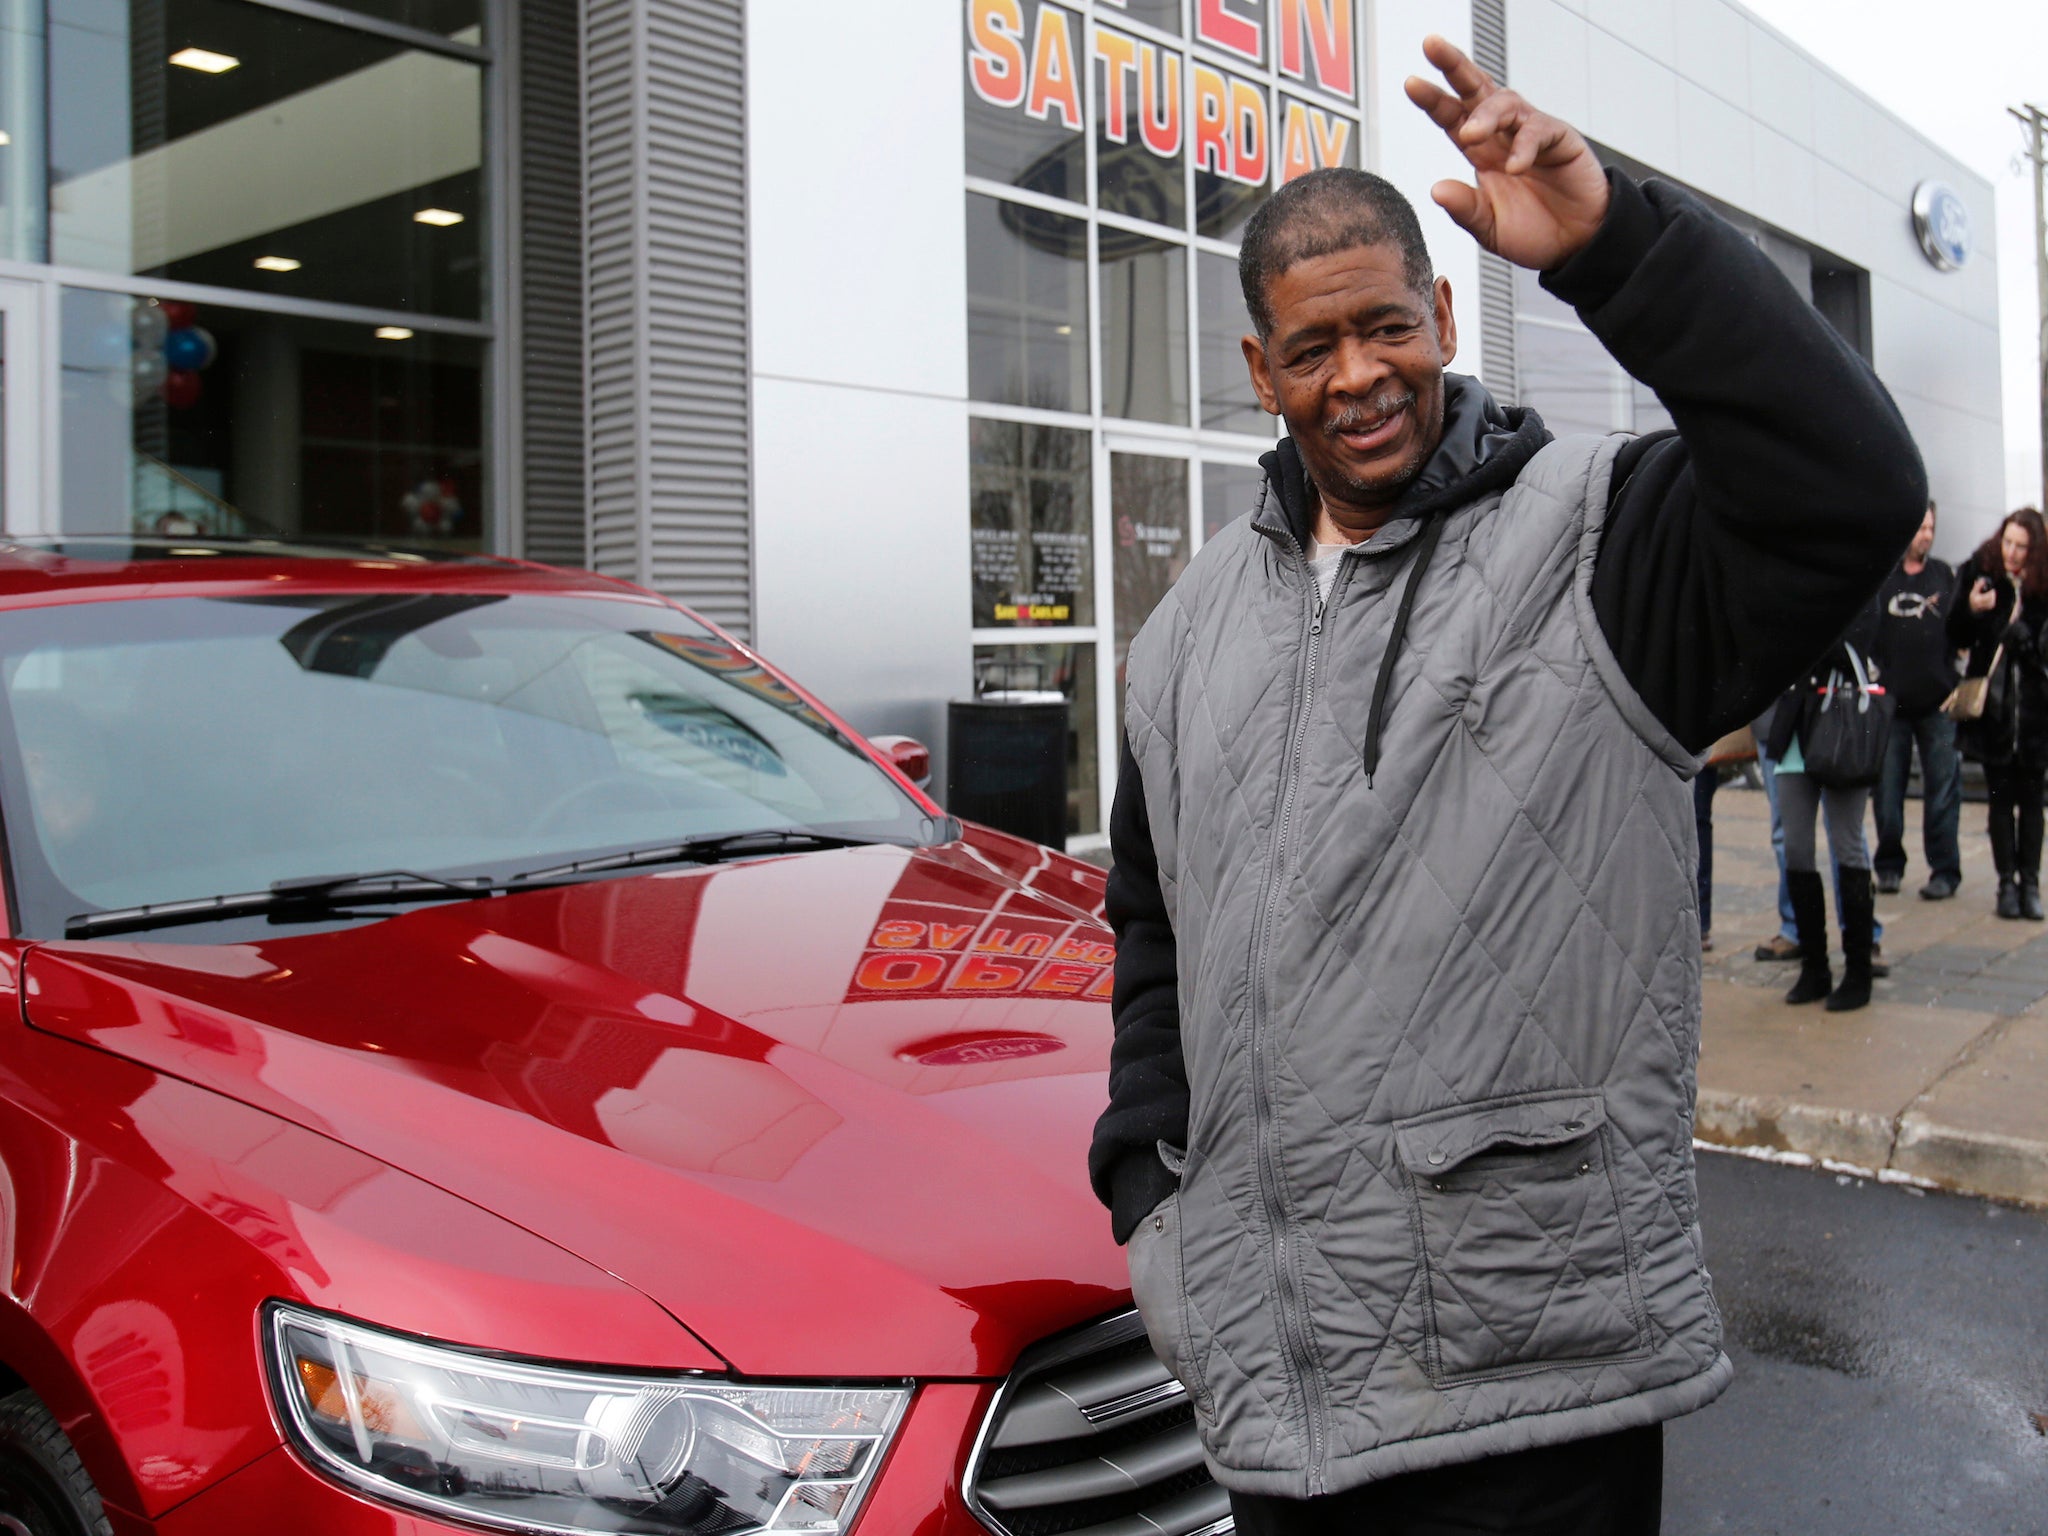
[{"x1": 265, "y1": 1304, "x2": 909, "y2": 1534}]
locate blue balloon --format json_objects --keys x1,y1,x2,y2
[{"x1": 163, "y1": 326, "x2": 217, "y2": 370}]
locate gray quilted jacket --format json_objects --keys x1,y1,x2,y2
[{"x1": 1119, "y1": 428, "x2": 1732, "y2": 1495}]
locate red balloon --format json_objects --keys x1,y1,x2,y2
[
  {"x1": 161, "y1": 369, "x2": 203, "y2": 410},
  {"x1": 160, "y1": 301, "x2": 198, "y2": 331}
]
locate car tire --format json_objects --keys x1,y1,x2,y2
[{"x1": 0, "y1": 1390, "x2": 114, "y2": 1536}]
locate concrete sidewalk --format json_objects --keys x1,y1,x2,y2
[{"x1": 1697, "y1": 779, "x2": 2048, "y2": 1206}]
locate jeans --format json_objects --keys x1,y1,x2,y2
[
  {"x1": 1226, "y1": 1424, "x2": 1663, "y2": 1536},
  {"x1": 1984, "y1": 762, "x2": 2046, "y2": 881},
  {"x1": 1775, "y1": 770, "x2": 1872, "y2": 872},
  {"x1": 1760, "y1": 749, "x2": 1881, "y2": 943},
  {"x1": 1873, "y1": 710, "x2": 1961, "y2": 883}
]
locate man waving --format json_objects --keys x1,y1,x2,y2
[{"x1": 1091, "y1": 36, "x2": 1925, "y2": 1535}]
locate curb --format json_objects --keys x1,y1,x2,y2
[{"x1": 1695, "y1": 1088, "x2": 2048, "y2": 1207}]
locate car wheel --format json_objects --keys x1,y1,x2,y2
[{"x1": 0, "y1": 1391, "x2": 113, "y2": 1536}]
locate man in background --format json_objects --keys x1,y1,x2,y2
[{"x1": 1873, "y1": 501, "x2": 1962, "y2": 899}]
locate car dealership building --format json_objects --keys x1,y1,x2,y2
[{"x1": 0, "y1": 0, "x2": 2003, "y2": 848}]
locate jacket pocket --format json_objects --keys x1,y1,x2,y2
[
  {"x1": 1394, "y1": 1091, "x2": 1649, "y2": 1385},
  {"x1": 1125, "y1": 1191, "x2": 1208, "y2": 1413}
]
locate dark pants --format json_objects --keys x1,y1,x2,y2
[
  {"x1": 1226, "y1": 1425, "x2": 1663, "y2": 1536},
  {"x1": 1985, "y1": 761, "x2": 2046, "y2": 880},
  {"x1": 1873, "y1": 710, "x2": 1961, "y2": 883},
  {"x1": 1694, "y1": 769, "x2": 1718, "y2": 932}
]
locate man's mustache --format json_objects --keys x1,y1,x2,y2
[{"x1": 1325, "y1": 391, "x2": 1417, "y2": 436}]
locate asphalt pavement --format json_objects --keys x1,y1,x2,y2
[{"x1": 1665, "y1": 1148, "x2": 2048, "y2": 1535}]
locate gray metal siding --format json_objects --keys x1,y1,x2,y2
[
  {"x1": 1470, "y1": 0, "x2": 1516, "y2": 407},
  {"x1": 583, "y1": 0, "x2": 752, "y2": 637},
  {"x1": 518, "y1": 0, "x2": 588, "y2": 568}
]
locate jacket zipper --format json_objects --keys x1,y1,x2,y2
[{"x1": 1246, "y1": 535, "x2": 1351, "y2": 1490}]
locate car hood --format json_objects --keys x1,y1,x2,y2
[{"x1": 23, "y1": 837, "x2": 1131, "y2": 1377}]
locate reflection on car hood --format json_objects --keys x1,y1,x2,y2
[{"x1": 23, "y1": 836, "x2": 1127, "y2": 1377}]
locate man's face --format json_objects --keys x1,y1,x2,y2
[
  {"x1": 1909, "y1": 508, "x2": 1936, "y2": 561},
  {"x1": 1242, "y1": 244, "x2": 1456, "y2": 520}
]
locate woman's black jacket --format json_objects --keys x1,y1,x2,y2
[
  {"x1": 1946, "y1": 554, "x2": 2048, "y2": 767},
  {"x1": 1761, "y1": 598, "x2": 1882, "y2": 763}
]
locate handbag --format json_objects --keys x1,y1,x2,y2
[
  {"x1": 1941, "y1": 640, "x2": 2005, "y2": 722},
  {"x1": 1800, "y1": 645, "x2": 1893, "y2": 789}
]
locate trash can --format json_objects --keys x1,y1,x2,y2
[{"x1": 948, "y1": 691, "x2": 1068, "y2": 848}]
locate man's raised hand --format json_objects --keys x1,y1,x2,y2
[{"x1": 1404, "y1": 34, "x2": 1610, "y2": 272}]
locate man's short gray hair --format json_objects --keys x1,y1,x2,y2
[{"x1": 1238, "y1": 168, "x2": 1436, "y2": 339}]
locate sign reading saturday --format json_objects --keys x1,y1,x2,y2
[{"x1": 966, "y1": 0, "x2": 1361, "y2": 195}]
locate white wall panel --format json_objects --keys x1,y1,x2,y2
[
  {"x1": 1748, "y1": 122, "x2": 1814, "y2": 239},
  {"x1": 1506, "y1": 0, "x2": 1590, "y2": 128},
  {"x1": 1743, "y1": 23, "x2": 1812, "y2": 149},
  {"x1": 746, "y1": 0, "x2": 966, "y2": 400},
  {"x1": 1675, "y1": 79, "x2": 1754, "y2": 212},
  {"x1": 1583, "y1": 0, "x2": 1671, "y2": 62},
  {"x1": 1583, "y1": 26, "x2": 1678, "y2": 175},
  {"x1": 1672, "y1": 0, "x2": 1748, "y2": 109},
  {"x1": 752, "y1": 375, "x2": 971, "y2": 781}
]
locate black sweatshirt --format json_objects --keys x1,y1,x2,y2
[{"x1": 1092, "y1": 171, "x2": 1929, "y2": 1242}]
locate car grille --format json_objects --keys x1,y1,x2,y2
[{"x1": 964, "y1": 1309, "x2": 1231, "y2": 1536}]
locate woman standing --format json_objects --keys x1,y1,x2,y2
[
  {"x1": 1948, "y1": 508, "x2": 2048, "y2": 920},
  {"x1": 1762, "y1": 601, "x2": 1884, "y2": 1012}
]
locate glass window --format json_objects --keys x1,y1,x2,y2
[
  {"x1": 1098, "y1": 0, "x2": 1180, "y2": 35},
  {"x1": 1111, "y1": 452, "x2": 1187, "y2": 729},
  {"x1": 972, "y1": 642, "x2": 1099, "y2": 837},
  {"x1": 49, "y1": 0, "x2": 484, "y2": 317},
  {"x1": 1277, "y1": 93, "x2": 1358, "y2": 183},
  {"x1": 321, "y1": 0, "x2": 481, "y2": 36},
  {"x1": 1191, "y1": 66, "x2": 1267, "y2": 240},
  {"x1": 1202, "y1": 459, "x2": 1265, "y2": 540},
  {"x1": 1199, "y1": 249, "x2": 1268, "y2": 434},
  {"x1": 1093, "y1": 22, "x2": 1183, "y2": 228},
  {"x1": 62, "y1": 287, "x2": 485, "y2": 545},
  {"x1": 967, "y1": 192, "x2": 1089, "y2": 412},
  {"x1": 0, "y1": 0, "x2": 46, "y2": 261},
  {"x1": 0, "y1": 593, "x2": 937, "y2": 939},
  {"x1": 970, "y1": 419, "x2": 1093, "y2": 628},
  {"x1": 1100, "y1": 233, "x2": 1187, "y2": 426},
  {"x1": 965, "y1": 0, "x2": 1085, "y2": 202}
]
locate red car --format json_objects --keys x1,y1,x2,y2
[{"x1": 0, "y1": 539, "x2": 1221, "y2": 1536}]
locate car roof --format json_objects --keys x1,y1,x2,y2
[{"x1": 0, "y1": 536, "x2": 660, "y2": 608}]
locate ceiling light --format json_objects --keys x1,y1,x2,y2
[
  {"x1": 169, "y1": 47, "x2": 240, "y2": 73},
  {"x1": 375, "y1": 327, "x2": 414, "y2": 341},
  {"x1": 413, "y1": 208, "x2": 464, "y2": 227},
  {"x1": 253, "y1": 255, "x2": 301, "y2": 272},
  {"x1": 0, "y1": 132, "x2": 11, "y2": 147}
]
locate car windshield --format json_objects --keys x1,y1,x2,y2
[{"x1": 0, "y1": 592, "x2": 940, "y2": 940}]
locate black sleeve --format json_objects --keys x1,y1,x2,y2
[
  {"x1": 1947, "y1": 565, "x2": 1979, "y2": 652},
  {"x1": 1088, "y1": 732, "x2": 1188, "y2": 1245},
  {"x1": 1553, "y1": 171, "x2": 1929, "y2": 752}
]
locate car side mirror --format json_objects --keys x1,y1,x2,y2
[{"x1": 869, "y1": 735, "x2": 932, "y2": 790}]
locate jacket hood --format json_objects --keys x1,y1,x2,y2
[
  {"x1": 1256, "y1": 373, "x2": 1551, "y2": 547},
  {"x1": 22, "y1": 835, "x2": 1130, "y2": 1377}
]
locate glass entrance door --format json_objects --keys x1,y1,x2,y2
[{"x1": 0, "y1": 279, "x2": 51, "y2": 534}]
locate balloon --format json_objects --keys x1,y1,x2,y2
[
  {"x1": 160, "y1": 301, "x2": 198, "y2": 331},
  {"x1": 163, "y1": 327, "x2": 216, "y2": 370},
  {"x1": 131, "y1": 351, "x2": 168, "y2": 402},
  {"x1": 161, "y1": 369, "x2": 202, "y2": 410},
  {"x1": 131, "y1": 301, "x2": 168, "y2": 349}
]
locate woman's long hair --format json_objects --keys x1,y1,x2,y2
[{"x1": 1972, "y1": 507, "x2": 2048, "y2": 602}]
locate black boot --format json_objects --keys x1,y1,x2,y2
[
  {"x1": 1784, "y1": 869, "x2": 1833, "y2": 1005},
  {"x1": 2024, "y1": 875, "x2": 2044, "y2": 922},
  {"x1": 1998, "y1": 875, "x2": 2023, "y2": 920},
  {"x1": 1827, "y1": 867, "x2": 1875, "y2": 1012}
]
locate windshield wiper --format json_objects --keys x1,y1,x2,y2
[
  {"x1": 511, "y1": 829, "x2": 881, "y2": 885},
  {"x1": 65, "y1": 870, "x2": 502, "y2": 940}
]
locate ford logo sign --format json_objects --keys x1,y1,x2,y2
[
  {"x1": 1911, "y1": 181, "x2": 1970, "y2": 271},
  {"x1": 902, "y1": 1033, "x2": 1068, "y2": 1067}
]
